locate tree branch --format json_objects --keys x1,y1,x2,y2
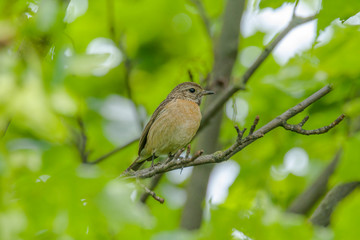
[
  {"x1": 139, "y1": 145, "x2": 201, "y2": 204},
  {"x1": 309, "y1": 182, "x2": 360, "y2": 227},
  {"x1": 121, "y1": 85, "x2": 344, "y2": 179},
  {"x1": 201, "y1": 13, "x2": 317, "y2": 128},
  {"x1": 242, "y1": 14, "x2": 316, "y2": 85},
  {"x1": 287, "y1": 149, "x2": 342, "y2": 214},
  {"x1": 190, "y1": 0, "x2": 211, "y2": 37},
  {"x1": 118, "y1": 40, "x2": 145, "y2": 130},
  {"x1": 281, "y1": 114, "x2": 345, "y2": 135}
]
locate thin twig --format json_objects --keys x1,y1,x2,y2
[
  {"x1": 234, "y1": 126, "x2": 247, "y2": 142},
  {"x1": 242, "y1": 15, "x2": 316, "y2": 86},
  {"x1": 88, "y1": 138, "x2": 138, "y2": 164},
  {"x1": 281, "y1": 114, "x2": 345, "y2": 135},
  {"x1": 136, "y1": 179, "x2": 165, "y2": 204},
  {"x1": 190, "y1": 150, "x2": 204, "y2": 161},
  {"x1": 140, "y1": 174, "x2": 164, "y2": 203},
  {"x1": 174, "y1": 147, "x2": 185, "y2": 159},
  {"x1": 106, "y1": 0, "x2": 116, "y2": 41},
  {"x1": 121, "y1": 85, "x2": 343, "y2": 179},
  {"x1": 292, "y1": 0, "x2": 300, "y2": 18},
  {"x1": 119, "y1": 42, "x2": 144, "y2": 130},
  {"x1": 299, "y1": 115, "x2": 310, "y2": 127},
  {"x1": 75, "y1": 116, "x2": 138, "y2": 164},
  {"x1": 76, "y1": 118, "x2": 89, "y2": 163},
  {"x1": 1, "y1": 120, "x2": 11, "y2": 139},
  {"x1": 188, "y1": 70, "x2": 194, "y2": 82},
  {"x1": 249, "y1": 115, "x2": 260, "y2": 135},
  {"x1": 190, "y1": 0, "x2": 211, "y2": 36},
  {"x1": 165, "y1": 148, "x2": 185, "y2": 164}
]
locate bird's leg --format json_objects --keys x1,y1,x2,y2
[
  {"x1": 185, "y1": 144, "x2": 191, "y2": 159},
  {"x1": 165, "y1": 152, "x2": 173, "y2": 164},
  {"x1": 150, "y1": 153, "x2": 156, "y2": 169}
]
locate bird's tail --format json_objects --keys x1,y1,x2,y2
[
  {"x1": 122, "y1": 155, "x2": 153, "y2": 175},
  {"x1": 126, "y1": 157, "x2": 146, "y2": 172}
]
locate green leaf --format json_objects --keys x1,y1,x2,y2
[
  {"x1": 333, "y1": 191, "x2": 360, "y2": 239},
  {"x1": 333, "y1": 132, "x2": 360, "y2": 182},
  {"x1": 318, "y1": 0, "x2": 360, "y2": 32},
  {"x1": 259, "y1": 0, "x2": 289, "y2": 9},
  {"x1": 343, "y1": 98, "x2": 360, "y2": 118},
  {"x1": 96, "y1": 180, "x2": 154, "y2": 232},
  {"x1": 316, "y1": 25, "x2": 360, "y2": 78}
]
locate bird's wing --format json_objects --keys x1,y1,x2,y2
[{"x1": 138, "y1": 98, "x2": 172, "y2": 156}]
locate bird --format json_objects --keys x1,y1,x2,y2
[{"x1": 124, "y1": 82, "x2": 214, "y2": 172}]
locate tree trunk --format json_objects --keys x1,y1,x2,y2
[{"x1": 180, "y1": 0, "x2": 245, "y2": 230}]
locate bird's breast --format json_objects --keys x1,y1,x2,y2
[
  {"x1": 168, "y1": 99, "x2": 202, "y2": 130},
  {"x1": 144, "y1": 99, "x2": 201, "y2": 156}
]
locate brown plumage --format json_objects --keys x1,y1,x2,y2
[{"x1": 125, "y1": 82, "x2": 214, "y2": 172}]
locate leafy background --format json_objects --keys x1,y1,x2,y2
[{"x1": 0, "y1": 0, "x2": 360, "y2": 239}]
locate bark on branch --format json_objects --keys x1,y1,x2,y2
[
  {"x1": 121, "y1": 85, "x2": 344, "y2": 179},
  {"x1": 281, "y1": 114, "x2": 345, "y2": 135},
  {"x1": 309, "y1": 182, "x2": 360, "y2": 227}
]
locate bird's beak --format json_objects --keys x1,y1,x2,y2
[{"x1": 202, "y1": 90, "x2": 215, "y2": 96}]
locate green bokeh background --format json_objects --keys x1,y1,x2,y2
[{"x1": 0, "y1": 0, "x2": 360, "y2": 239}]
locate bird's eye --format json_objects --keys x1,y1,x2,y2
[{"x1": 189, "y1": 88, "x2": 195, "y2": 93}]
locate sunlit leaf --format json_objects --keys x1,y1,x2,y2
[
  {"x1": 317, "y1": 0, "x2": 360, "y2": 32},
  {"x1": 259, "y1": 0, "x2": 288, "y2": 9}
]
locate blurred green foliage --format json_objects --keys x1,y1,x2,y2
[{"x1": 0, "y1": 0, "x2": 360, "y2": 239}]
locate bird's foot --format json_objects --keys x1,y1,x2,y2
[
  {"x1": 185, "y1": 144, "x2": 191, "y2": 159},
  {"x1": 150, "y1": 153, "x2": 156, "y2": 169}
]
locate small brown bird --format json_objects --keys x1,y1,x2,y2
[{"x1": 125, "y1": 82, "x2": 214, "y2": 172}]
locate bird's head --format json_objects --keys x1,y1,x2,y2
[{"x1": 167, "y1": 82, "x2": 215, "y2": 105}]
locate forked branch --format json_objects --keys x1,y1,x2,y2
[{"x1": 281, "y1": 115, "x2": 345, "y2": 135}]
